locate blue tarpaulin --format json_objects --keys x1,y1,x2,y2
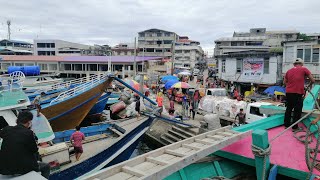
[
  {"x1": 264, "y1": 86, "x2": 285, "y2": 95},
  {"x1": 161, "y1": 75, "x2": 178, "y2": 83},
  {"x1": 165, "y1": 79, "x2": 179, "y2": 90}
]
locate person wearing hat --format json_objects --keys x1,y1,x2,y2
[{"x1": 284, "y1": 58, "x2": 315, "y2": 130}]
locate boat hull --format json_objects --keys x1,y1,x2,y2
[
  {"x1": 88, "y1": 92, "x2": 111, "y2": 115},
  {"x1": 49, "y1": 116, "x2": 154, "y2": 180},
  {"x1": 43, "y1": 79, "x2": 112, "y2": 132}
]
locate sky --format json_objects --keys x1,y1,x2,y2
[{"x1": 0, "y1": 0, "x2": 320, "y2": 56}]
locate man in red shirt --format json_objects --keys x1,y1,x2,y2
[
  {"x1": 70, "y1": 126, "x2": 85, "y2": 161},
  {"x1": 284, "y1": 58, "x2": 315, "y2": 130}
]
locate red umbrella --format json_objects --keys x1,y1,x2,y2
[{"x1": 133, "y1": 84, "x2": 149, "y2": 91}]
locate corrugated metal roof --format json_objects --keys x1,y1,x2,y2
[
  {"x1": 0, "y1": 39, "x2": 32, "y2": 45},
  {"x1": 215, "y1": 36, "x2": 266, "y2": 42},
  {"x1": 0, "y1": 55, "x2": 162, "y2": 63},
  {"x1": 265, "y1": 30, "x2": 299, "y2": 34}
]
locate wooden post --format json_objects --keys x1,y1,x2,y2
[{"x1": 252, "y1": 129, "x2": 270, "y2": 180}]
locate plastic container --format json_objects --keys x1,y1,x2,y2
[{"x1": 8, "y1": 66, "x2": 40, "y2": 76}]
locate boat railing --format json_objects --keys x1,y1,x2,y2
[
  {"x1": 0, "y1": 71, "x2": 25, "y2": 93},
  {"x1": 49, "y1": 73, "x2": 108, "y2": 105}
]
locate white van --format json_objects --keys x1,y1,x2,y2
[{"x1": 245, "y1": 101, "x2": 271, "y2": 123}]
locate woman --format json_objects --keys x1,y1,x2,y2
[
  {"x1": 156, "y1": 92, "x2": 163, "y2": 116},
  {"x1": 169, "y1": 96, "x2": 175, "y2": 116}
]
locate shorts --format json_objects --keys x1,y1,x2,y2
[{"x1": 74, "y1": 146, "x2": 83, "y2": 154}]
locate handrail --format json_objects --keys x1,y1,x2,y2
[
  {"x1": 49, "y1": 74, "x2": 109, "y2": 105},
  {"x1": 0, "y1": 71, "x2": 25, "y2": 93}
]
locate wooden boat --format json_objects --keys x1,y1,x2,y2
[
  {"x1": 41, "y1": 74, "x2": 113, "y2": 131},
  {"x1": 45, "y1": 115, "x2": 155, "y2": 180},
  {"x1": 88, "y1": 92, "x2": 111, "y2": 116},
  {"x1": 163, "y1": 85, "x2": 320, "y2": 180}
]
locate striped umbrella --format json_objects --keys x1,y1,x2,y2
[
  {"x1": 171, "y1": 82, "x2": 192, "y2": 89},
  {"x1": 124, "y1": 78, "x2": 139, "y2": 87}
]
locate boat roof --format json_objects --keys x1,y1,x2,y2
[{"x1": 0, "y1": 83, "x2": 30, "y2": 111}]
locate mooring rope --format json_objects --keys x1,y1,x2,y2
[{"x1": 251, "y1": 144, "x2": 272, "y2": 180}]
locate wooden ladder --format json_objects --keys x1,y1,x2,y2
[{"x1": 83, "y1": 126, "x2": 251, "y2": 180}]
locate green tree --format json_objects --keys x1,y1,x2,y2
[{"x1": 298, "y1": 33, "x2": 311, "y2": 41}]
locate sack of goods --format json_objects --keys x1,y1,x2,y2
[
  {"x1": 229, "y1": 101, "x2": 247, "y2": 118},
  {"x1": 111, "y1": 101, "x2": 127, "y2": 114},
  {"x1": 203, "y1": 113, "x2": 221, "y2": 130},
  {"x1": 216, "y1": 98, "x2": 235, "y2": 116}
]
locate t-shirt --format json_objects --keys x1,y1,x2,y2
[
  {"x1": 32, "y1": 95, "x2": 42, "y2": 105},
  {"x1": 156, "y1": 96, "x2": 163, "y2": 107},
  {"x1": 70, "y1": 131, "x2": 85, "y2": 147},
  {"x1": 236, "y1": 112, "x2": 246, "y2": 124},
  {"x1": 285, "y1": 66, "x2": 311, "y2": 94},
  {"x1": 170, "y1": 101, "x2": 174, "y2": 109}
]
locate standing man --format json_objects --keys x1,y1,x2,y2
[
  {"x1": 70, "y1": 126, "x2": 85, "y2": 161},
  {"x1": 32, "y1": 92, "x2": 46, "y2": 117},
  {"x1": 0, "y1": 111, "x2": 50, "y2": 179},
  {"x1": 235, "y1": 108, "x2": 246, "y2": 125},
  {"x1": 284, "y1": 58, "x2": 315, "y2": 130}
]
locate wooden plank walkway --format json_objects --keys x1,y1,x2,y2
[{"x1": 83, "y1": 126, "x2": 251, "y2": 180}]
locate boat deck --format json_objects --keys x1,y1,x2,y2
[
  {"x1": 60, "y1": 117, "x2": 149, "y2": 171},
  {"x1": 222, "y1": 125, "x2": 320, "y2": 175}
]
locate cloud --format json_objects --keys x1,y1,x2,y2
[{"x1": 0, "y1": 0, "x2": 319, "y2": 56}]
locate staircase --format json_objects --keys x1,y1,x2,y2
[{"x1": 160, "y1": 124, "x2": 198, "y2": 145}]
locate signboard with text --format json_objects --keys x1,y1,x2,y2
[{"x1": 242, "y1": 58, "x2": 264, "y2": 79}]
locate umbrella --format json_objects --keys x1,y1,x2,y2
[
  {"x1": 133, "y1": 84, "x2": 149, "y2": 91},
  {"x1": 164, "y1": 79, "x2": 179, "y2": 90},
  {"x1": 171, "y1": 82, "x2": 192, "y2": 89},
  {"x1": 178, "y1": 71, "x2": 191, "y2": 76},
  {"x1": 264, "y1": 86, "x2": 285, "y2": 95},
  {"x1": 161, "y1": 75, "x2": 178, "y2": 82},
  {"x1": 124, "y1": 78, "x2": 139, "y2": 87},
  {"x1": 134, "y1": 75, "x2": 148, "y2": 82}
]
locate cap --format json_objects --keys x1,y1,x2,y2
[{"x1": 293, "y1": 58, "x2": 304, "y2": 64}]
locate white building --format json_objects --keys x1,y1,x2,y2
[
  {"x1": 33, "y1": 39, "x2": 93, "y2": 56},
  {"x1": 283, "y1": 39, "x2": 320, "y2": 81},
  {"x1": 214, "y1": 28, "x2": 299, "y2": 92},
  {"x1": 174, "y1": 36, "x2": 204, "y2": 68},
  {"x1": 112, "y1": 43, "x2": 136, "y2": 56},
  {"x1": 0, "y1": 39, "x2": 33, "y2": 55}
]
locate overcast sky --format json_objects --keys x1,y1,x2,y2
[{"x1": 0, "y1": 0, "x2": 319, "y2": 56}]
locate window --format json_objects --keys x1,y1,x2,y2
[
  {"x1": 163, "y1": 40, "x2": 172, "y2": 44},
  {"x1": 312, "y1": 48, "x2": 319, "y2": 63},
  {"x1": 39, "y1": 64, "x2": 48, "y2": 70},
  {"x1": 37, "y1": 43, "x2": 45, "y2": 48},
  {"x1": 264, "y1": 58, "x2": 269, "y2": 74},
  {"x1": 124, "y1": 51, "x2": 127, "y2": 55},
  {"x1": 146, "y1": 48, "x2": 154, "y2": 52},
  {"x1": 157, "y1": 33, "x2": 162, "y2": 37},
  {"x1": 304, "y1": 48, "x2": 311, "y2": 62},
  {"x1": 297, "y1": 49, "x2": 303, "y2": 59},
  {"x1": 49, "y1": 64, "x2": 58, "y2": 70},
  {"x1": 164, "y1": 32, "x2": 171, "y2": 36},
  {"x1": 64, "y1": 64, "x2": 72, "y2": 70},
  {"x1": 74, "y1": 64, "x2": 83, "y2": 71},
  {"x1": 139, "y1": 33, "x2": 145, "y2": 37},
  {"x1": 15, "y1": 63, "x2": 23, "y2": 66},
  {"x1": 236, "y1": 58, "x2": 242, "y2": 73},
  {"x1": 155, "y1": 49, "x2": 162, "y2": 52},
  {"x1": 175, "y1": 50, "x2": 182, "y2": 53},
  {"x1": 184, "y1": 50, "x2": 190, "y2": 53},
  {"x1": 250, "y1": 106, "x2": 263, "y2": 117},
  {"x1": 51, "y1": 43, "x2": 55, "y2": 48},
  {"x1": 222, "y1": 60, "x2": 226, "y2": 73}
]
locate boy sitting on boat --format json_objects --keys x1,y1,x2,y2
[{"x1": 32, "y1": 92, "x2": 46, "y2": 117}]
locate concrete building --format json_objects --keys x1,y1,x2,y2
[
  {"x1": 174, "y1": 36, "x2": 204, "y2": 68},
  {"x1": 0, "y1": 55, "x2": 162, "y2": 78},
  {"x1": 283, "y1": 39, "x2": 320, "y2": 81},
  {"x1": 111, "y1": 43, "x2": 136, "y2": 56},
  {"x1": 0, "y1": 39, "x2": 33, "y2": 55},
  {"x1": 33, "y1": 39, "x2": 93, "y2": 56},
  {"x1": 214, "y1": 28, "x2": 299, "y2": 92}
]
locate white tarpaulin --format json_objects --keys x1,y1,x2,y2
[{"x1": 242, "y1": 58, "x2": 264, "y2": 80}]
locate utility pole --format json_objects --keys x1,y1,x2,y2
[
  {"x1": 133, "y1": 37, "x2": 137, "y2": 77},
  {"x1": 7, "y1": 20, "x2": 11, "y2": 40},
  {"x1": 171, "y1": 33, "x2": 176, "y2": 75}
]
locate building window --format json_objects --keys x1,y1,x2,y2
[
  {"x1": 304, "y1": 48, "x2": 311, "y2": 62},
  {"x1": 124, "y1": 51, "x2": 127, "y2": 55},
  {"x1": 74, "y1": 64, "x2": 83, "y2": 71},
  {"x1": 39, "y1": 64, "x2": 48, "y2": 70},
  {"x1": 313, "y1": 48, "x2": 319, "y2": 63},
  {"x1": 155, "y1": 49, "x2": 162, "y2": 52},
  {"x1": 139, "y1": 33, "x2": 145, "y2": 37},
  {"x1": 37, "y1": 43, "x2": 45, "y2": 48},
  {"x1": 264, "y1": 58, "x2": 269, "y2": 74},
  {"x1": 164, "y1": 32, "x2": 171, "y2": 36},
  {"x1": 297, "y1": 49, "x2": 303, "y2": 59},
  {"x1": 49, "y1": 64, "x2": 58, "y2": 71},
  {"x1": 64, "y1": 64, "x2": 72, "y2": 71},
  {"x1": 175, "y1": 50, "x2": 182, "y2": 53},
  {"x1": 157, "y1": 33, "x2": 162, "y2": 37},
  {"x1": 184, "y1": 50, "x2": 190, "y2": 53},
  {"x1": 15, "y1": 63, "x2": 23, "y2": 66},
  {"x1": 163, "y1": 40, "x2": 172, "y2": 44},
  {"x1": 222, "y1": 60, "x2": 226, "y2": 73},
  {"x1": 236, "y1": 58, "x2": 242, "y2": 73}
]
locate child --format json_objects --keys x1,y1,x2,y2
[{"x1": 70, "y1": 126, "x2": 85, "y2": 161}]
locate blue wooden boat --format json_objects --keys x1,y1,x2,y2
[
  {"x1": 44, "y1": 116, "x2": 155, "y2": 180},
  {"x1": 88, "y1": 92, "x2": 111, "y2": 115}
]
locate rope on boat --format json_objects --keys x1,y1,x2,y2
[
  {"x1": 305, "y1": 123, "x2": 320, "y2": 180},
  {"x1": 251, "y1": 144, "x2": 271, "y2": 180}
]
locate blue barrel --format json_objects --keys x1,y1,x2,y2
[{"x1": 8, "y1": 66, "x2": 40, "y2": 76}]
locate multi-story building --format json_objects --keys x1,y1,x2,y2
[
  {"x1": 283, "y1": 39, "x2": 320, "y2": 82},
  {"x1": 214, "y1": 28, "x2": 299, "y2": 92},
  {"x1": 112, "y1": 43, "x2": 135, "y2": 56},
  {"x1": 0, "y1": 39, "x2": 33, "y2": 55},
  {"x1": 33, "y1": 39, "x2": 93, "y2": 56},
  {"x1": 174, "y1": 36, "x2": 204, "y2": 68}
]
